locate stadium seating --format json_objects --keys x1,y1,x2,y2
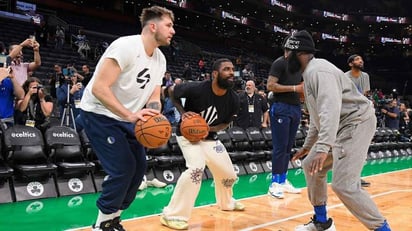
[
  {"x1": 44, "y1": 126, "x2": 95, "y2": 196},
  {"x1": 3, "y1": 125, "x2": 58, "y2": 201}
]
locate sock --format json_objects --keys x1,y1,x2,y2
[
  {"x1": 114, "y1": 210, "x2": 122, "y2": 218},
  {"x1": 271, "y1": 174, "x2": 280, "y2": 183},
  {"x1": 314, "y1": 205, "x2": 327, "y2": 223},
  {"x1": 375, "y1": 220, "x2": 391, "y2": 231},
  {"x1": 95, "y1": 210, "x2": 115, "y2": 226},
  {"x1": 279, "y1": 173, "x2": 287, "y2": 184}
]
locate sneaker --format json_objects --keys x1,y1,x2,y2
[
  {"x1": 112, "y1": 217, "x2": 125, "y2": 231},
  {"x1": 295, "y1": 216, "x2": 336, "y2": 231},
  {"x1": 147, "y1": 178, "x2": 167, "y2": 188},
  {"x1": 268, "y1": 182, "x2": 284, "y2": 199},
  {"x1": 138, "y1": 181, "x2": 147, "y2": 191},
  {"x1": 361, "y1": 179, "x2": 371, "y2": 187},
  {"x1": 160, "y1": 215, "x2": 188, "y2": 230},
  {"x1": 233, "y1": 201, "x2": 245, "y2": 211},
  {"x1": 282, "y1": 180, "x2": 302, "y2": 194},
  {"x1": 92, "y1": 220, "x2": 114, "y2": 231}
]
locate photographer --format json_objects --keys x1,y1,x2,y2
[
  {"x1": 16, "y1": 77, "x2": 53, "y2": 131},
  {"x1": 381, "y1": 98, "x2": 400, "y2": 130},
  {"x1": 56, "y1": 74, "x2": 84, "y2": 124}
]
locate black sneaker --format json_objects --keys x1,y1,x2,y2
[
  {"x1": 361, "y1": 179, "x2": 371, "y2": 187},
  {"x1": 295, "y1": 215, "x2": 336, "y2": 231},
  {"x1": 92, "y1": 220, "x2": 114, "y2": 231},
  {"x1": 112, "y1": 216, "x2": 126, "y2": 231}
]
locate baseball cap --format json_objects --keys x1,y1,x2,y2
[{"x1": 284, "y1": 30, "x2": 318, "y2": 53}]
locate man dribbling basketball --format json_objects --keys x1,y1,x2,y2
[
  {"x1": 77, "y1": 6, "x2": 175, "y2": 231},
  {"x1": 161, "y1": 58, "x2": 244, "y2": 230}
]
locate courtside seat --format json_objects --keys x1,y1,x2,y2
[
  {"x1": 244, "y1": 127, "x2": 267, "y2": 174},
  {"x1": 78, "y1": 130, "x2": 107, "y2": 192},
  {"x1": 45, "y1": 126, "x2": 95, "y2": 196},
  {"x1": 226, "y1": 126, "x2": 249, "y2": 175},
  {"x1": 294, "y1": 129, "x2": 305, "y2": 148},
  {"x1": 373, "y1": 128, "x2": 384, "y2": 143},
  {"x1": 217, "y1": 129, "x2": 235, "y2": 152},
  {"x1": 4, "y1": 125, "x2": 58, "y2": 201},
  {"x1": 154, "y1": 155, "x2": 185, "y2": 184},
  {"x1": 260, "y1": 127, "x2": 274, "y2": 172},
  {"x1": 0, "y1": 155, "x2": 14, "y2": 203},
  {"x1": 168, "y1": 126, "x2": 182, "y2": 155}
]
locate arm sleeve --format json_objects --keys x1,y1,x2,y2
[
  {"x1": 313, "y1": 71, "x2": 342, "y2": 153},
  {"x1": 364, "y1": 73, "x2": 371, "y2": 92},
  {"x1": 303, "y1": 120, "x2": 318, "y2": 150},
  {"x1": 269, "y1": 58, "x2": 285, "y2": 81},
  {"x1": 103, "y1": 39, "x2": 130, "y2": 71}
]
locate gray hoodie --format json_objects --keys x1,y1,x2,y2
[{"x1": 302, "y1": 58, "x2": 375, "y2": 153}]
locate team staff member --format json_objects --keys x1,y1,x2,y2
[
  {"x1": 234, "y1": 80, "x2": 269, "y2": 129},
  {"x1": 288, "y1": 30, "x2": 391, "y2": 231},
  {"x1": 78, "y1": 6, "x2": 175, "y2": 231},
  {"x1": 266, "y1": 37, "x2": 304, "y2": 199},
  {"x1": 161, "y1": 58, "x2": 244, "y2": 230}
]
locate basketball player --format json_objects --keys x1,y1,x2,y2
[
  {"x1": 345, "y1": 54, "x2": 372, "y2": 187},
  {"x1": 288, "y1": 30, "x2": 391, "y2": 231},
  {"x1": 345, "y1": 54, "x2": 370, "y2": 96},
  {"x1": 266, "y1": 35, "x2": 303, "y2": 199},
  {"x1": 161, "y1": 58, "x2": 244, "y2": 230},
  {"x1": 78, "y1": 6, "x2": 175, "y2": 231}
]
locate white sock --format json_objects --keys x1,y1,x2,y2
[
  {"x1": 114, "y1": 210, "x2": 122, "y2": 218},
  {"x1": 95, "y1": 210, "x2": 115, "y2": 226}
]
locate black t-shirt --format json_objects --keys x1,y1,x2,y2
[
  {"x1": 174, "y1": 80, "x2": 240, "y2": 138},
  {"x1": 235, "y1": 92, "x2": 268, "y2": 129},
  {"x1": 269, "y1": 56, "x2": 302, "y2": 105}
]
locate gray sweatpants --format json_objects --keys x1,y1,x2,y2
[{"x1": 302, "y1": 115, "x2": 387, "y2": 230}]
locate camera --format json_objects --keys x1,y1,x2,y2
[{"x1": 37, "y1": 84, "x2": 43, "y2": 89}]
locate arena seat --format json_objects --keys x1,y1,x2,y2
[
  {"x1": 226, "y1": 126, "x2": 249, "y2": 175},
  {"x1": 44, "y1": 126, "x2": 95, "y2": 196},
  {"x1": 3, "y1": 125, "x2": 58, "y2": 201},
  {"x1": 244, "y1": 127, "x2": 266, "y2": 174},
  {"x1": 260, "y1": 127, "x2": 274, "y2": 172},
  {"x1": 0, "y1": 155, "x2": 14, "y2": 203},
  {"x1": 78, "y1": 129, "x2": 106, "y2": 192},
  {"x1": 151, "y1": 126, "x2": 185, "y2": 184}
]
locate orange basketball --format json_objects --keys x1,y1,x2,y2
[
  {"x1": 135, "y1": 114, "x2": 172, "y2": 148},
  {"x1": 180, "y1": 114, "x2": 209, "y2": 142}
]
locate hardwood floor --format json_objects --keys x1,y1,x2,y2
[{"x1": 76, "y1": 169, "x2": 412, "y2": 231}]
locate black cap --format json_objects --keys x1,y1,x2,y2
[
  {"x1": 347, "y1": 54, "x2": 360, "y2": 64},
  {"x1": 284, "y1": 30, "x2": 318, "y2": 53}
]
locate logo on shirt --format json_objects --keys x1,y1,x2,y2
[
  {"x1": 201, "y1": 106, "x2": 218, "y2": 125},
  {"x1": 136, "y1": 68, "x2": 150, "y2": 89}
]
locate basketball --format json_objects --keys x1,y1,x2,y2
[
  {"x1": 135, "y1": 114, "x2": 172, "y2": 148},
  {"x1": 180, "y1": 114, "x2": 209, "y2": 142}
]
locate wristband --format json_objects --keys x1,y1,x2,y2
[{"x1": 293, "y1": 85, "x2": 296, "y2": 92}]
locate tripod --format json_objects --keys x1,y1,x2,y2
[{"x1": 60, "y1": 82, "x2": 77, "y2": 130}]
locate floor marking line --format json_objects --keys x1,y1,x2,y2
[{"x1": 240, "y1": 189, "x2": 412, "y2": 231}]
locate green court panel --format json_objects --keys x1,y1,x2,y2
[{"x1": 0, "y1": 156, "x2": 411, "y2": 231}]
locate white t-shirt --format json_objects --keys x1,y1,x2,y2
[{"x1": 80, "y1": 35, "x2": 166, "y2": 121}]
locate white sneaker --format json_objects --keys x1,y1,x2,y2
[
  {"x1": 295, "y1": 216, "x2": 336, "y2": 231},
  {"x1": 147, "y1": 178, "x2": 167, "y2": 188},
  {"x1": 138, "y1": 181, "x2": 147, "y2": 191},
  {"x1": 268, "y1": 182, "x2": 284, "y2": 199},
  {"x1": 282, "y1": 180, "x2": 301, "y2": 194}
]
